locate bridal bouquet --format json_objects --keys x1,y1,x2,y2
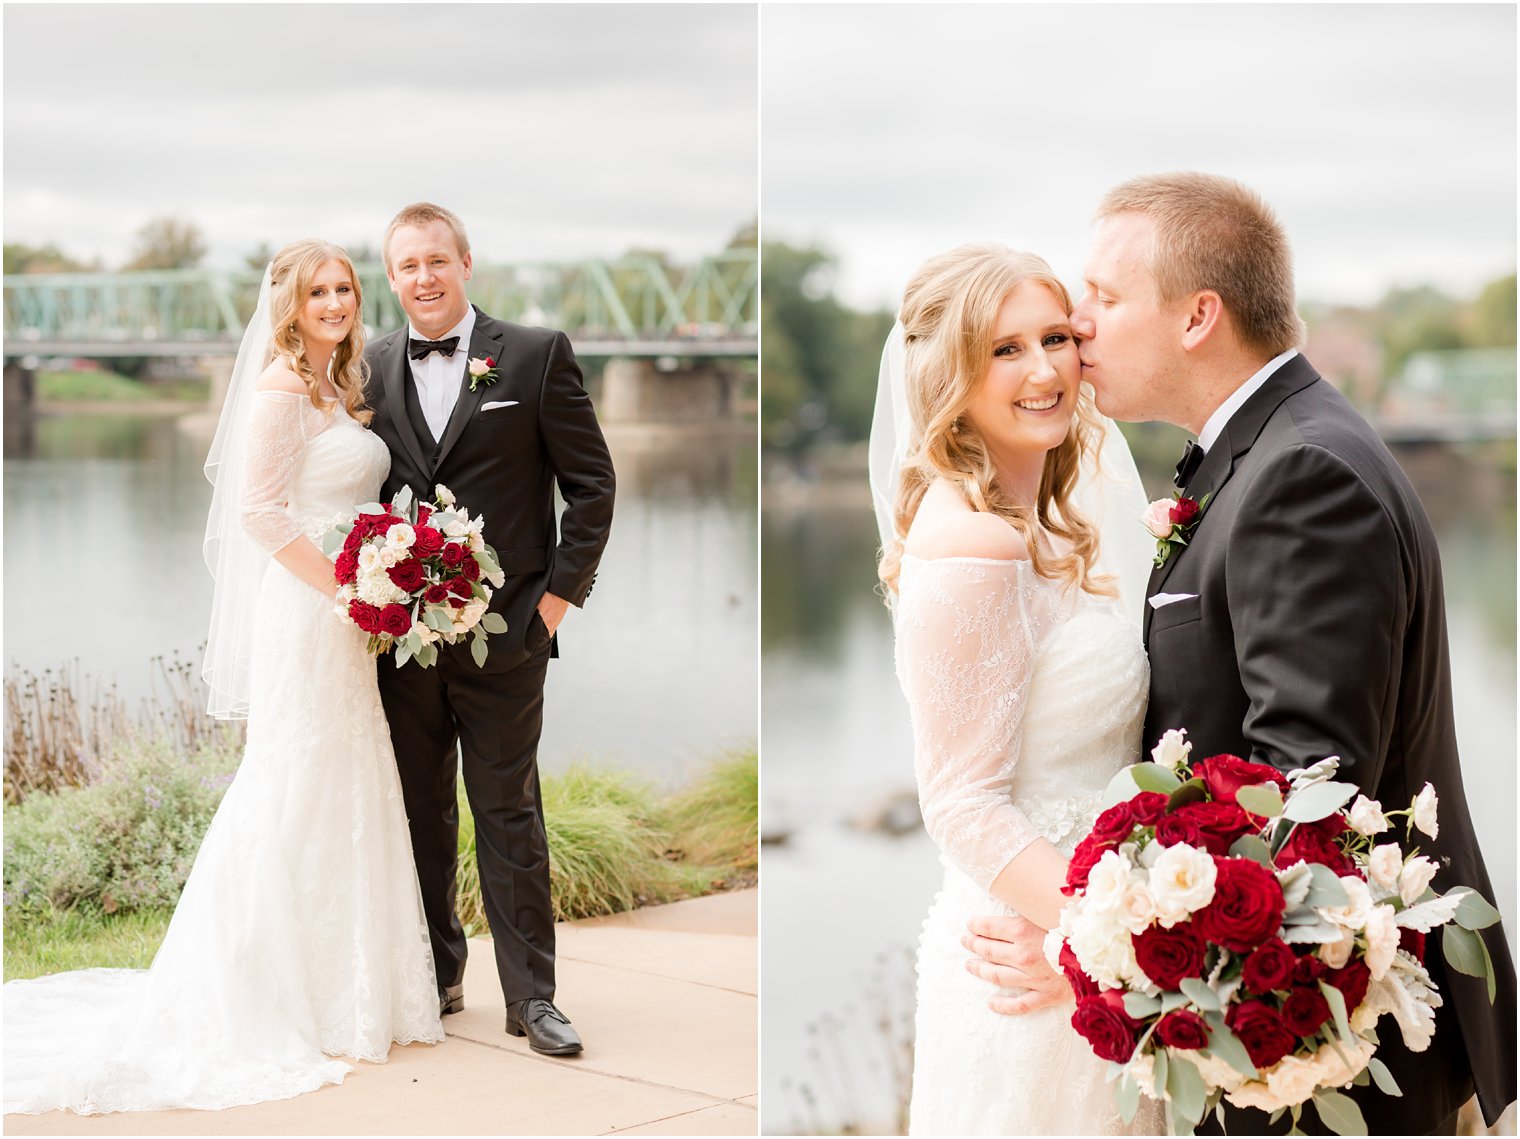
[
  {"x1": 1047, "y1": 730, "x2": 1501, "y2": 1135},
  {"x1": 324, "y1": 484, "x2": 508, "y2": 668}
]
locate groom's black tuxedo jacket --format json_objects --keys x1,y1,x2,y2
[
  {"x1": 1143, "y1": 354, "x2": 1515, "y2": 1131},
  {"x1": 364, "y1": 307, "x2": 615, "y2": 672}
]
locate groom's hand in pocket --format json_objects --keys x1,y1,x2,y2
[
  {"x1": 536, "y1": 591, "x2": 570, "y2": 635},
  {"x1": 962, "y1": 915, "x2": 1071, "y2": 1016}
]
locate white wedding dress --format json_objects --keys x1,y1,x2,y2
[
  {"x1": 4, "y1": 392, "x2": 444, "y2": 1116},
  {"x1": 896, "y1": 554, "x2": 1165, "y2": 1136}
]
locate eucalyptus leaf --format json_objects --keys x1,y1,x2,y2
[
  {"x1": 1168, "y1": 779, "x2": 1209, "y2": 810},
  {"x1": 1101, "y1": 767, "x2": 1144, "y2": 810},
  {"x1": 470, "y1": 634, "x2": 488, "y2": 668},
  {"x1": 1132, "y1": 763, "x2": 1183, "y2": 795},
  {"x1": 1312, "y1": 1090, "x2": 1368, "y2": 1136},
  {"x1": 1115, "y1": 1069, "x2": 1140, "y2": 1124},
  {"x1": 1236, "y1": 784, "x2": 1284, "y2": 818},
  {"x1": 1201, "y1": 1018, "x2": 1258, "y2": 1080},
  {"x1": 1124, "y1": 992, "x2": 1163, "y2": 1019},
  {"x1": 1161, "y1": 990, "x2": 1190, "y2": 1013},
  {"x1": 1304, "y1": 863, "x2": 1351, "y2": 908},
  {"x1": 1282, "y1": 781, "x2": 1357, "y2": 823},
  {"x1": 393, "y1": 485, "x2": 414, "y2": 513},
  {"x1": 1319, "y1": 981, "x2": 1355, "y2": 1046},
  {"x1": 1228, "y1": 834, "x2": 1275, "y2": 868},
  {"x1": 415, "y1": 643, "x2": 437, "y2": 669},
  {"x1": 321, "y1": 530, "x2": 343, "y2": 556},
  {"x1": 1180, "y1": 977, "x2": 1221, "y2": 1012},
  {"x1": 474, "y1": 547, "x2": 501, "y2": 575},
  {"x1": 355, "y1": 502, "x2": 385, "y2": 515},
  {"x1": 1165, "y1": 1051, "x2": 1206, "y2": 1131},
  {"x1": 396, "y1": 641, "x2": 414, "y2": 668},
  {"x1": 1442, "y1": 924, "x2": 1497, "y2": 999},
  {"x1": 1153, "y1": 1050, "x2": 1169, "y2": 1109},
  {"x1": 1452, "y1": 888, "x2": 1503, "y2": 931},
  {"x1": 481, "y1": 613, "x2": 508, "y2": 635},
  {"x1": 1367, "y1": 1057, "x2": 1402, "y2": 1097},
  {"x1": 470, "y1": 582, "x2": 489, "y2": 600},
  {"x1": 424, "y1": 608, "x2": 454, "y2": 633}
]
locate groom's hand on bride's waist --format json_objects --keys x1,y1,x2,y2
[{"x1": 963, "y1": 915, "x2": 1071, "y2": 1016}]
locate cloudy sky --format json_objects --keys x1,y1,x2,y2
[
  {"x1": 762, "y1": 3, "x2": 1516, "y2": 310},
  {"x1": 4, "y1": 3, "x2": 757, "y2": 268}
]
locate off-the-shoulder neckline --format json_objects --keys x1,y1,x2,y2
[{"x1": 900, "y1": 553, "x2": 1033, "y2": 567}]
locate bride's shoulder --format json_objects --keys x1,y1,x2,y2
[
  {"x1": 903, "y1": 480, "x2": 1029, "y2": 564},
  {"x1": 254, "y1": 360, "x2": 307, "y2": 396}
]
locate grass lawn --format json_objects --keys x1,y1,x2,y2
[
  {"x1": 38, "y1": 370, "x2": 209, "y2": 403},
  {"x1": 5, "y1": 907, "x2": 174, "y2": 979}
]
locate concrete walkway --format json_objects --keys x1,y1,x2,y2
[{"x1": 6, "y1": 889, "x2": 757, "y2": 1136}]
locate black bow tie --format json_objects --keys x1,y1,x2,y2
[
  {"x1": 408, "y1": 336, "x2": 461, "y2": 361},
  {"x1": 1174, "y1": 439, "x2": 1205, "y2": 489}
]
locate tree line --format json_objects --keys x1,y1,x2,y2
[{"x1": 762, "y1": 239, "x2": 1516, "y2": 456}]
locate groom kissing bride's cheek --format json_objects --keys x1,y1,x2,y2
[{"x1": 951, "y1": 174, "x2": 1514, "y2": 1135}]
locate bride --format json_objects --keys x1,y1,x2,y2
[
  {"x1": 871, "y1": 244, "x2": 1164, "y2": 1135},
  {"x1": 4, "y1": 240, "x2": 444, "y2": 1116}
]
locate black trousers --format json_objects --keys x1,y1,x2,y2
[{"x1": 377, "y1": 635, "x2": 555, "y2": 1003}]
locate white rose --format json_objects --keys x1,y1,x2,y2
[
  {"x1": 1142, "y1": 499, "x2": 1175, "y2": 539},
  {"x1": 467, "y1": 356, "x2": 491, "y2": 378},
  {"x1": 410, "y1": 620, "x2": 440, "y2": 646},
  {"x1": 1114, "y1": 877, "x2": 1157, "y2": 934},
  {"x1": 1318, "y1": 924, "x2": 1355, "y2": 969},
  {"x1": 1128, "y1": 1051, "x2": 1160, "y2": 1100},
  {"x1": 1367, "y1": 844, "x2": 1403, "y2": 892},
  {"x1": 1262, "y1": 1054, "x2": 1323, "y2": 1107},
  {"x1": 486, "y1": 568, "x2": 506, "y2": 589},
  {"x1": 357, "y1": 546, "x2": 382, "y2": 573},
  {"x1": 1150, "y1": 728, "x2": 1192, "y2": 771},
  {"x1": 1042, "y1": 926, "x2": 1066, "y2": 971},
  {"x1": 1412, "y1": 783, "x2": 1439, "y2": 839},
  {"x1": 1310, "y1": 1036, "x2": 1375, "y2": 1088},
  {"x1": 1321, "y1": 875, "x2": 1374, "y2": 931},
  {"x1": 1083, "y1": 850, "x2": 1134, "y2": 912},
  {"x1": 1190, "y1": 1048, "x2": 1247, "y2": 1094},
  {"x1": 1224, "y1": 1080, "x2": 1285, "y2": 1113},
  {"x1": 444, "y1": 518, "x2": 470, "y2": 538},
  {"x1": 1066, "y1": 908, "x2": 1136, "y2": 989},
  {"x1": 386, "y1": 523, "x2": 416, "y2": 550},
  {"x1": 1363, "y1": 903, "x2": 1400, "y2": 981},
  {"x1": 434, "y1": 483, "x2": 456, "y2": 507},
  {"x1": 1148, "y1": 843, "x2": 1217, "y2": 926},
  {"x1": 1347, "y1": 794, "x2": 1389, "y2": 836},
  {"x1": 1398, "y1": 854, "x2": 1440, "y2": 906}
]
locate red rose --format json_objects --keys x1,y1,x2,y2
[
  {"x1": 1226, "y1": 999, "x2": 1298, "y2": 1069},
  {"x1": 1092, "y1": 801, "x2": 1140, "y2": 843},
  {"x1": 1325, "y1": 960, "x2": 1371, "y2": 1014},
  {"x1": 1059, "y1": 943, "x2": 1101, "y2": 1000},
  {"x1": 412, "y1": 525, "x2": 445, "y2": 557},
  {"x1": 416, "y1": 504, "x2": 432, "y2": 526},
  {"x1": 1281, "y1": 987, "x2": 1332, "y2": 1037},
  {"x1": 1194, "y1": 857, "x2": 1285, "y2": 953},
  {"x1": 334, "y1": 550, "x2": 359, "y2": 585},
  {"x1": 1065, "y1": 834, "x2": 1110, "y2": 894},
  {"x1": 1130, "y1": 791, "x2": 1170, "y2": 827},
  {"x1": 1132, "y1": 925, "x2": 1208, "y2": 990},
  {"x1": 1399, "y1": 928, "x2": 1426, "y2": 963},
  {"x1": 447, "y1": 595, "x2": 468, "y2": 609},
  {"x1": 1071, "y1": 990, "x2": 1141, "y2": 1064},
  {"x1": 1169, "y1": 496, "x2": 1201, "y2": 527},
  {"x1": 1194, "y1": 754, "x2": 1290, "y2": 806},
  {"x1": 387, "y1": 558, "x2": 426, "y2": 593},
  {"x1": 1155, "y1": 1008, "x2": 1210, "y2": 1051},
  {"x1": 1165, "y1": 801, "x2": 1256, "y2": 856},
  {"x1": 1274, "y1": 825, "x2": 1355, "y2": 877},
  {"x1": 343, "y1": 527, "x2": 363, "y2": 555},
  {"x1": 441, "y1": 542, "x2": 467, "y2": 567},
  {"x1": 348, "y1": 599, "x2": 382, "y2": 634},
  {"x1": 1155, "y1": 813, "x2": 1204, "y2": 849},
  {"x1": 1242, "y1": 937, "x2": 1296, "y2": 994},
  {"x1": 484, "y1": 356, "x2": 495, "y2": 367},
  {"x1": 424, "y1": 583, "x2": 450, "y2": 606},
  {"x1": 1292, "y1": 953, "x2": 1327, "y2": 986},
  {"x1": 378, "y1": 603, "x2": 412, "y2": 637},
  {"x1": 457, "y1": 555, "x2": 480, "y2": 581},
  {"x1": 447, "y1": 576, "x2": 473, "y2": 598}
]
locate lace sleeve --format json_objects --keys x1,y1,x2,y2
[
  {"x1": 895, "y1": 558, "x2": 1059, "y2": 891},
  {"x1": 238, "y1": 391, "x2": 309, "y2": 555}
]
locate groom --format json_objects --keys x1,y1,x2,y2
[
  {"x1": 365, "y1": 203, "x2": 615, "y2": 1056},
  {"x1": 965, "y1": 174, "x2": 1515, "y2": 1133}
]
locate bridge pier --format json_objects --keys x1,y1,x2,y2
[
  {"x1": 599, "y1": 357, "x2": 739, "y2": 423},
  {"x1": 4, "y1": 360, "x2": 37, "y2": 456}
]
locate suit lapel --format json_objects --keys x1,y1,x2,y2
[
  {"x1": 1143, "y1": 355, "x2": 1325, "y2": 642},
  {"x1": 433, "y1": 306, "x2": 506, "y2": 472},
  {"x1": 382, "y1": 330, "x2": 431, "y2": 477}
]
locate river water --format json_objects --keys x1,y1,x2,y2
[
  {"x1": 2, "y1": 411, "x2": 758, "y2": 784},
  {"x1": 760, "y1": 441, "x2": 1517, "y2": 1135}
]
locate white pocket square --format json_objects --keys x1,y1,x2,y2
[
  {"x1": 480, "y1": 400, "x2": 519, "y2": 411},
  {"x1": 1148, "y1": 592, "x2": 1198, "y2": 610}
]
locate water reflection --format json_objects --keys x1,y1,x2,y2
[
  {"x1": 760, "y1": 444, "x2": 1517, "y2": 1135},
  {"x1": 3, "y1": 413, "x2": 757, "y2": 784}
]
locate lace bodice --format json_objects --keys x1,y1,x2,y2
[
  {"x1": 240, "y1": 392, "x2": 391, "y2": 552},
  {"x1": 894, "y1": 555, "x2": 1150, "y2": 889}
]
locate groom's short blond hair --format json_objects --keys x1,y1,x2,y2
[
  {"x1": 383, "y1": 203, "x2": 471, "y2": 270},
  {"x1": 1097, "y1": 173, "x2": 1304, "y2": 357}
]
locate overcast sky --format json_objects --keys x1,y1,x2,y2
[
  {"x1": 762, "y1": 3, "x2": 1516, "y2": 310},
  {"x1": 4, "y1": 3, "x2": 757, "y2": 269}
]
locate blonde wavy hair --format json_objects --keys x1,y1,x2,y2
[
  {"x1": 878, "y1": 243, "x2": 1111, "y2": 599},
  {"x1": 267, "y1": 239, "x2": 372, "y2": 425}
]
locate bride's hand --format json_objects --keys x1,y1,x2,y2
[{"x1": 962, "y1": 914, "x2": 1071, "y2": 1016}]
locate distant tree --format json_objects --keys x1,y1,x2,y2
[
  {"x1": 1468, "y1": 273, "x2": 1517, "y2": 348},
  {"x1": 726, "y1": 219, "x2": 758, "y2": 249},
  {"x1": 1376, "y1": 284, "x2": 1465, "y2": 377},
  {"x1": 123, "y1": 217, "x2": 206, "y2": 271},
  {"x1": 3, "y1": 242, "x2": 95, "y2": 275},
  {"x1": 242, "y1": 242, "x2": 274, "y2": 272}
]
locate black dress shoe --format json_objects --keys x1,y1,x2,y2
[
  {"x1": 505, "y1": 998, "x2": 582, "y2": 1055},
  {"x1": 439, "y1": 983, "x2": 464, "y2": 1016}
]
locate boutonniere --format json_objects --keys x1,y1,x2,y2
[
  {"x1": 467, "y1": 355, "x2": 500, "y2": 392},
  {"x1": 1142, "y1": 492, "x2": 1210, "y2": 567}
]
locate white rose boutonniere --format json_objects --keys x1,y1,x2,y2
[{"x1": 467, "y1": 355, "x2": 500, "y2": 392}]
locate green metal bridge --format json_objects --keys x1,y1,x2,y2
[{"x1": 2, "y1": 250, "x2": 757, "y2": 360}]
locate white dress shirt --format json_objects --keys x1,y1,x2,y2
[
  {"x1": 1197, "y1": 348, "x2": 1298, "y2": 453},
  {"x1": 407, "y1": 306, "x2": 476, "y2": 442}
]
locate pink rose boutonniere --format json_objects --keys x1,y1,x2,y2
[
  {"x1": 467, "y1": 355, "x2": 500, "y2": 392},
  {"x1": 1143, "y1": 492, "x2": 1210, "y2": 567}
]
